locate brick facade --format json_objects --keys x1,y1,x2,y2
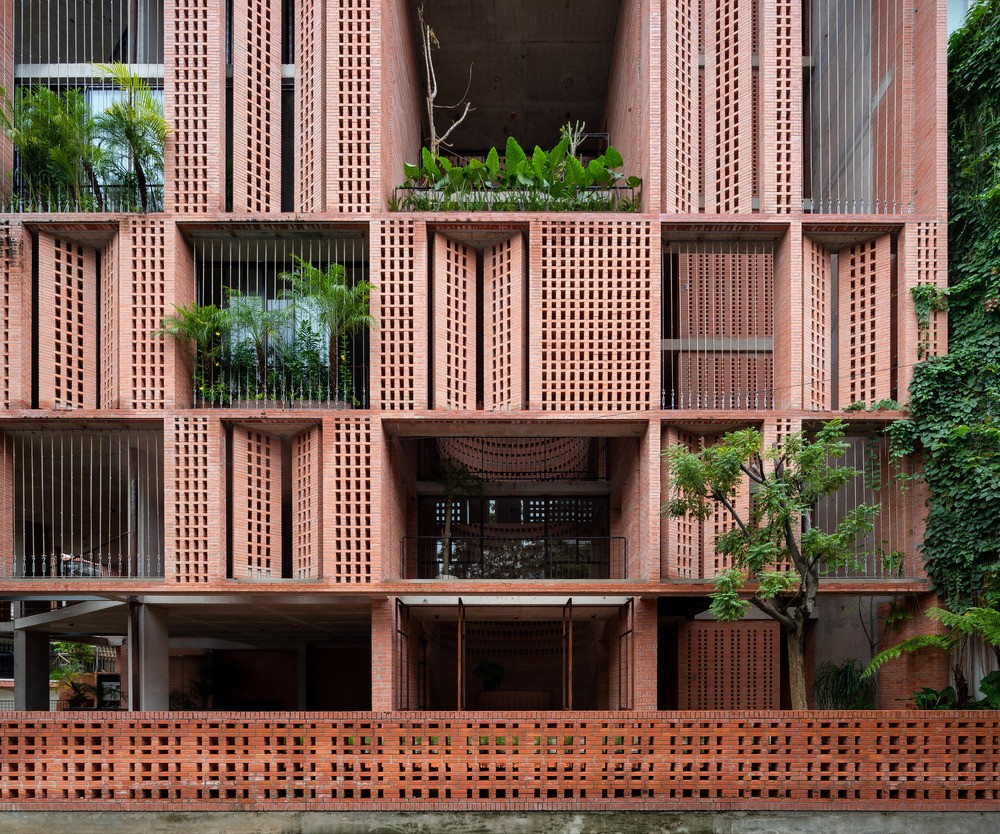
[{"x1": 0, "y1": 0, "x2": 964, "y2": 812}]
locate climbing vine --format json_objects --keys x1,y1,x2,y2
[{"x1": 889, "y1": 0, "x2": 1000, "y2": 608}]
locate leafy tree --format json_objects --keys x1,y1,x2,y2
[
  {"x1": 662, "y1": 420, "x2": 880, "y2": 709},
  {"x1": 279, "y1": 255, "x2": 375, "y2": 402}
]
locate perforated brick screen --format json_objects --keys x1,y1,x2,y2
[
  {"x1": 165, "y1": 0, "x2": 225, "y2": 213},
  {"x1": 165, "y1": 415, "x2": 218, "y2": 584},
  {"x1": 233, "y1": 0, "x2": 282, "y2": 212},
  {"x1": 37, "y1": 234, "x2": 97, "y2": 410},
  {"x1": 803, "y1": 235, "x2": 831, "y2": 410},
  {"x1": 232, "y1": 427, "x2": 283, "y2": 579},
  {"x1": 325, "y1": 415, "x2": 372, "y2": 583},
  {"x1": 128, "y1": 219, "x2": 168, "y2": 410},
  {"x1": 838, "y1": 236, "x2": 892, "y2": 406},
  {"x1": 432, "y1": 234, "x2": 475, "y2": 410},
  {"x1": 678, "y1": 620, "x2": 780, "y2": 709},
  {"x1": 533, "y1": 219, "x2": 654, "y2": 411},
  {"x1": 0, "y1": 711, "x2": 997, "y2": 810},
  {"x1": 293, "y1": 424, "x2": 323, "y2": 579},
  {"x1": 484, "y1": 234, "x2": 525, "y2": 410}
]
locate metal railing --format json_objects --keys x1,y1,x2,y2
[
  {"x1": 193, "y1": 361, "x2": 370, "y2": 409},
  {"x1": 405, "y1": 536, "x2": 627, "y2": 580}
]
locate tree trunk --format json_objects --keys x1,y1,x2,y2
[
  {"x1": 329, "y1": 332, "x2": 340, "y2": 401},
  {"x1": 786, "y1": 624, "x2": 808, "y2": 709},
  {"x1": 441, "y1": 500, "x2": 452, "y2": 577},
  {"x1": 134, "y1": 157, "x2": 148, "y2": 211}
]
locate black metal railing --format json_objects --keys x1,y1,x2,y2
[
  {"x1": 405, "y1": 536, "x2": 627, "y2": 580},
  {"x1": 194, "y1": 361, "x2": 370, "y2": 409}
]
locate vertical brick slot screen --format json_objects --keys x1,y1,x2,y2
[
  {"x1": 165, "y1": 0, "x2": 225, "y2": 212},
  {"x1": 662, "y1": 0, "x2": 698, "y2": 212},
  {"x1": 332, "y1": 0, "x2": 372, "y2": 212},
  {"x1": 433, "y1": 234, "x2": 475, "y2": 410},
  {"x1": 0, "y1": 224, "x2": 20, "y2": 409},
  {"x1": 129, "y1": 219, "x2": 167, "y2": 410},
  {"x1": 37, "y1": 234, "x2": 97, "y2": 410},
  {"x1": 325, "y1": 415, "x2": 371, "y2": 583},
  {"x1": 803, "y1": 235, "x2": 831, "y2": 410},
  {"x1": 293, "y1": 425, "x2": 322, "y2": 579},
  {"x1": 678, "y1": 620, "x2": 780, "y2": 709},
  {"x1": 534, "y1": 219, "x2": 653, "y2": 411},
  {"x1": 233, "y1": 0, "x2": 282, "y2": 212},
  {"x1": 166, "y1": 416, "x2": 215, "y2": 583},
  {"x1": 296, "y1": 0, "x2": 325, "y2": 210},
  {"x1": 100, "y1": 230, "x2": 121, "y2": 409},
  {"x1": 704, "y1": 0, "x2": 754, "y2": 213},
  {"x1": 838, "y1": 236, "x2": 892, "y2": 406},
  {"x1": 232, "y1": 427, "x2": 283, "y2": 579},
  {"x1": 374, "y1": 219, "x2": 426, "y2": 410},
  {"x1": 484, "y1": 234, "x2": 525, "y2": 411},
  {"x1": 760, "y1": 0, "x2": 799, "y2": 213},
  {"x1": 1, "y1": 712, "x2": 996, "y2": 809}
]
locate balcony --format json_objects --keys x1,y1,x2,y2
[
  {"x1": 405, "y1": 535, "x2": 626, "y2": 580},
  {"x1": 176, "y1": 229, "x2": 371, "y2": 409},
  {"x1": 0, "y1": 426, "x2": 165, "y2": 580},
  {"x1": 5, "y1": 1, "x2": 166, "y2": 213}
]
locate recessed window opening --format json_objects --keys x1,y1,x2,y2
[
  {"x1": 4, "y1": 427, "x2": 165, "y2": 580},
  {"x1": 192, "y1": 233, "x2": 371, "y2": 408}
]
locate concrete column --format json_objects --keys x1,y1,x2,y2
[
  {"x1": 13, "y1": 616, "x2": 50, "y2": 711},
  {"x1": 128, "y1": 602, "x2": 170, "y2": 711}
]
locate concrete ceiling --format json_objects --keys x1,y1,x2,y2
[{"x1": 409, "y1": 0, "x2": 622, "y2": 153}]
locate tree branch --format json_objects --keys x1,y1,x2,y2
[
  {"x1": 750, "y1": 595, "x2": 796, "y2": 629},
  {"x1": 712, "y1": 489, "x2": 750, "y2": 538}
]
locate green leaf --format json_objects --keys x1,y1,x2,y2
[
  {"x1": 505, "y1": 136, "x2": 526, "y2": 172},
  {"x1": 403, "y1": 162, "x2": 420, "y2": 180},
  {"x1": 421, "y1": 147, "x2": 442, "y2": 181},
  {"x1": 485, "y1": 146, "x2": 500, "y2": 180},
  {"x1": 603, "y1": 145, "x2": 624, "y2": 169}
]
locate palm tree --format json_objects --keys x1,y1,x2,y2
[
  {"x1": 93, "y1": 62, "x2": 167, "y2": 211},
  {"x1": 224, "y1": 289, "x2": 291, "y2": 398},
  {"x1": 158, "y1": 303, "x2": 230, "y2": 403},
  {"x1": 280, "y1": 255, "x2": 376, "y2": 402}
]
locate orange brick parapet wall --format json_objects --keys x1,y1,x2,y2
[{"x1": 0, "y1": 711, "x2": 997, "y2": 812}]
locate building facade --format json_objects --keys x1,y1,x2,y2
[{"x1": 0, "y1": 0, "x2": 988, "y2": 814}]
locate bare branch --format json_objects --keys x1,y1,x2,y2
[{"x1": 418, "y1": 4, "x2": 474, "y2": 157}]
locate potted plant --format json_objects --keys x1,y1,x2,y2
[
  {"x1": 474, "y1": 658, "x2": 505, "y2": 692},
  {"x1": 280, "y1": 256, "x2": 375, "y2": 406},
  {"x1": 278, "y1": 320, "x2": 329, "y2": 406},
  {"x1": 158, "y1": 302, "x2": 231, "y2": 405}
]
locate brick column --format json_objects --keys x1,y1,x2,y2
[{"x1": 371, "y1": 598, "x2": 395, "y2": 710}]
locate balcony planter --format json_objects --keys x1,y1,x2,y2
[{"x1": 394, "y1": 137, "x2": 642, "y2": 213}]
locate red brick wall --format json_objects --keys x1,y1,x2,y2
[
  {"x1": 432, "y1": 234, "x2": 475, "y2": 410},
  {"x1": 1, "y1": 710, "x2": 995, "y2": 810},
  {"x1": 803, "y1": 233, "x2": 832, "y2": 410},
  {"x1": 295, "y1": 0, "x2": 326, "y2": 210},
  {"x1": 36, "y1": 233, "x2": 98, "y2": 410},
  {"x1": 876, "y1": 594, "x2": 952, "y2": 708},
  {"x1": 605, "y1": 0, "x2": 651, "y2": 209},
  {"x1": 759, "y1": 0, "x2": 801, "y2": 214},
  {"x1": 164, "y1": 0, "x2": 226, "y2": 213},
  {"x1": 378, "y1": 0, "x2": 423, "y2": 208},
  {"x1": 233, "y1": 0, "x2": 282, "y2": 213}
]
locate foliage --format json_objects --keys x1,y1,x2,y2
[
  {"x1": 279, "y1": 256, "x2": 375, "y2": 401},
  {"x1": 50, "y1": 641, "x2": 100, "y2": 709},
  {"x1": 814, "y1": 658, "x2": 877, "y2": 709},
  {"x1": 0, "y1": 64, "x2": 166, "y2": 211},
  {"x1": 910, "y1": 284, "x2": 950, "y2": 359},
  {"x1": 157, "y1": 303, "x2": 230, "y2": 404},
  {"x1": 907, "y1": 671, "x2": 1000, "y2": 710},
  {"x1": 889, "y1": 1, "x2": 1000, "y2": 608},
  {"x1": 225, "y1": 288, "x2": 291, "y2": 397},
  {"x1": 92, "y1": 62, "x2": 168, "y2": 211},
  {"x1": 473, "y1": 658, "x2": 506, "y2": 692},
  {"x1": 864, "y1": 603, "x2": 1000, "y2": 706},
  {"x1": 662, "y1": 420, "x2": 882, "y2": 709},
  {"x1": 0, "y1": 85, "x2": 105, "y2": 210},
  {"x1": 398, "y1": 131, "x2": 642, "y2": 212}
]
